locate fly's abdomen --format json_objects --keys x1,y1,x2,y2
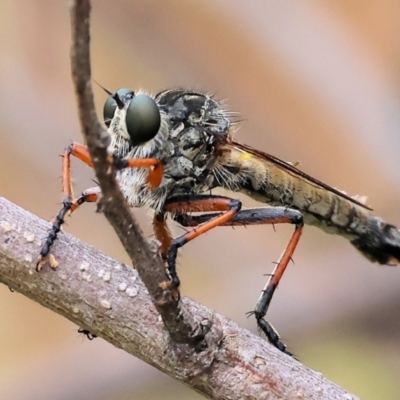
[
  {"x1": 247, "y1": 170, "x2": 400, "y2": 265},
  {"x1": 215, "y1": 147, "x2": 400, "y2": 266},
  {"x1": 351, "y1": 217, "x2": 400, "y2": 265},
  {"x1": 239, "y1": 160, "x2": 370, "y2": 235}
]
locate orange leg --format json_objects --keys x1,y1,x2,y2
[
  {"x1": 153, "y1": 213, "x2": 173, "y2": 261},
  {"x1": 161, "y1": 195, "x2": 241, "y2": 291},
  {"x1": 37, "y1": 141, "x2": 163, "y2": 270},
  {"x1": 65, "y1": 142, "x2": 163, "y2": 192},
  {"x1": 173, "y1": 206, "x2": 304, "y2": 355}
]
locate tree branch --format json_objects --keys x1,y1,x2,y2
[{"x1": 0, "y1": 197, "x2": 358, "y2": 400}]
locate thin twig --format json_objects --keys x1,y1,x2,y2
[
  {"x1": 0, "y1": 196, "x2": 359, "y2": 400},
  {"x1": 69, "y1": 0, "x2": 203, "y2": 345}
]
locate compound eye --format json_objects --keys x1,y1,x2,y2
[
  {"x1": 103, "y1": 88, "x2": 133, "y2": 127},
  {"x1": 126, "y1": 94, "x2": 161, "y2": 146}
]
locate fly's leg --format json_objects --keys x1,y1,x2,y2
[
  {"x1": 252, "y1": 210, "x2": 303, "y2": 355},
  {"x1": 162, "y1": 195, "x2": 241, "y2": 298},
  {"x1": 174, "y1": 207, "x2": 304, "y2": 355},
  {"x1": 78, "y1": 328, "x2": 97, "y2": 340},
  {"x1": 36, "y1": 142, "x2": 96, "y2": 270},
  {"x1": 37, "y1": 141, "x2": 163, "y2": 270},
  {"x1": 66, "y1": 141, "x2": 163, "y2": 188},
  {"x1": 153, "y1": 212, "x2": 173, "y2": 262},
  {"x1": 36, "y1": 187, "x2": 101, "y2": 271},
  {"x1": 152, "y1": 212, "x2": 175, "y2": 296}
]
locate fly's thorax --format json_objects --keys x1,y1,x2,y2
[
  {"x1": 164, "y1": 126, "x2": 225, "y2": 196},
  {"x1": 114, "y1": 121, "x2": 223, "y2": 212},
  {"x1": 156, "y1": 89, "x2": 231, "y2": 137},
  {"x1": 153, "y1": 89, "x2": 232, "y2": 199}
]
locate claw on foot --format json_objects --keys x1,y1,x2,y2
[
  {"x1": 159, "y1": 280, "x2": 180, "y2": 301},
  {"x1": 36, "y1": 254, "x2": 59, "y2": 272}
]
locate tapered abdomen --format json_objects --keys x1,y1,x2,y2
[{"x1": 215, "y1": 147, "x2": 400, "y2": 265}]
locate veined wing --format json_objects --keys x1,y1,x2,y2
[{"x1": 232, "y1": 139, "x2": 372, "y2": 211}]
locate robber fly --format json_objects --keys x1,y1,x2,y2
[{"x1": 38, "y1": 88, "x2": 400, "y2": 355}]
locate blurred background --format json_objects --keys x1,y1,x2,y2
[{"x1": 1, "y1": 1, "x2": 400, "y2": 399}]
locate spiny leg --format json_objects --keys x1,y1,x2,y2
[
  {"x1": 36, "y1": 187, "x2": 101, "y2": 271},
  {"x1": 174, "y1": 206, "x2": 304, "y2": 355},
  {"x1": 162, "y1": 195, "x2": 241, "y2": 298},
  {"x1": 36, "y1": 142, "x2": 96, "y2": 270}
]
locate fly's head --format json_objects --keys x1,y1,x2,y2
[{"x1": 103, "y1": 88, "x2": 169, "y2": 160}]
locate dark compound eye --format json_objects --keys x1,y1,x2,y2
[
  {"x1": 103, "y1": 88, "x2": 133, "y2": 127},
  {"x1": 125, "y1": 94, "x2": 161, "y2": 146}
]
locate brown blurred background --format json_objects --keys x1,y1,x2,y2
[{"x1": 1, "y1": 1, "x2": 400, "y2": 399}]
